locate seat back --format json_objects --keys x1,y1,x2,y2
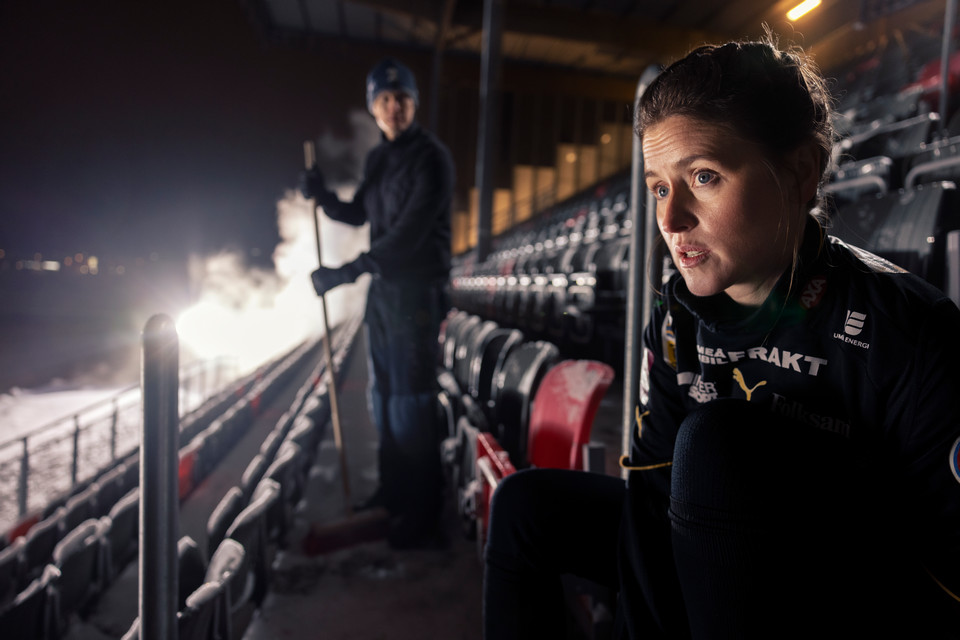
[
  {"x1": 470, "y1": 328, "x2": 524, "y2": 419},
  {"x1": 105, "y1": 488, "x2": 139, "y2": 577},
  {"x1": 0, "y1": 538, "x2": 25, "y2": 610},
  {"x1": 832, "y1": 181, "x2": 959, "y2": 289},
  {"x1": 493, "y1": 341, "x2": 561, "y2": 464},
  {"x1": 455, "y1": 320, "x2": 497, "y2": 391},
  {"x1": 441, "y1": 310, "x2": 472, "y2": 370},
  {"x1": 473, "y1": 433, "x2": 518, "y2": 554},
  {"x1": 204, "y1": 538, "x2": 246, "y2": 640},
  {"x1": 179, "y1": 581, "x2": 224, "y2": 640},
  {"x1": 92, "y1": 466, "x2": 126, "y2": 519},
  {"x1": 60, "y1": 486, "x2": 98, "y2": 537},
  {"x1": 224, "y1": 478, "x2": 279, "y2": 611},
  {"x1": 52, "y1": 517, "x2": 105, "y2": 622},
  {"x1": 177, "y1": 536, "x2": 207, "y2": 611},
  {"x1": 527, "y1": 360, "x2": 615, "y2": 470},
  {"x1": 0, "y1": 564, "x2": 59, "y2": 640},
  {"x1": 206, "y1": 486, "x2": 246, "y2": 560},
  {"x1": 240, "y1": 453, "x2": 270, "y2": 501},
  {"x1": 22, "y1": 511, "x2": 64, "y2": 584}
]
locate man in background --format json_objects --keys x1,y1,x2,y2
[{"x1": 299, "y1": 57, "x2": 454, "y2": 548}]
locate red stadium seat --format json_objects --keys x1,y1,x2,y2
[
  {"x1": 527, "y1": 360, "x2": 615, "y2": 471},
  {"x1": 472, "y1": 432, "x2": 517, "y2": 554}
]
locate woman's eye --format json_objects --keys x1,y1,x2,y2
[
  {"x1": 654, "y1": 185, "x2": 669, "y2": 199},
  {"x1": 695, "y1": 171, "x2": 715, "y2": 185}
]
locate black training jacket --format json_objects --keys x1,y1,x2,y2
[
  {"x1": 316, "y1": 121, "x2": 454, "y2": 281},
  {"x1": 623, "y1": 223, "x2": 960, "y2": 617}
]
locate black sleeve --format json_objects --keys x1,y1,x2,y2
[
  {"x1": 900, "y1": 297, "x2": 960, "y2": 603},
  {"x1": 623, "y1": 301, "x2": 688, "y2": 501}
]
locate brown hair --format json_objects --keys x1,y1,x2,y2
[{"x1": 636, "y1": 33, "x2": 835, "y2": 214}]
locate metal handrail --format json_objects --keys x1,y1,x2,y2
[{"x1": 0, "y1": 355, "x2": 238, "y2": 529}]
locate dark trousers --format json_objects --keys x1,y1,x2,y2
[
  {"x1": 365, "y1": 277, "x2": 447, "y2": 543},
  {"x1": 484, "y1": 399, "x2": 943, "y2": 639}
]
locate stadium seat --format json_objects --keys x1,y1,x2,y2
[
  {"x1": 0, "y1": 563, "x2": 59, "y2": 640},
  {"x1": 824, "y1": 155, "x2": 894, "y2": 204},
  {"x1": 204, "y1": 538, "x2": 246, "y2": 640},
  {"x1": 526, "y1": 360, "x2": 615, "y2": 471},
  {"x1": 91, "y1": 465, "x2": 126, "y2": 519},
  {"x1": 455, "y1": 319, "x2": 498, "y2": 392},
  {"x1": 0, "y1": 537, "x2": 25, "y2": 610},
  {"x1": 105, "y1": 488, "x2": 139, "y2": 579},
  {"x1": 206, "y1": 486, "x2": 246, "y2": 560},
  {"x1": 239, "y1": 453, "x2": 270, "y2": 500},
  {"x1": 121, "y1": 580, "x2": 226, "y2": 640},
  {"x1": 177, "y1": 536, "x2": 207, "y2": 611},
  {"x1": 904, "y1": 134, "x2": 960, "y2": 188},
  {"x1": 492, "y1": 340, "x2": 562, "y2": 464},
  {"x1": 180, "y1": 581, "x2": 225, "y2": 640},
  {"x1": 223, "y1": 477, "x2": 279, "y2": 637},
  {"x1": 473, "y1": 432, "x2": 518, "y2": 553},
  {"x1": 52, "y1": 518, "x2": 106, "y2": 627},
  {"x1": 831, "y1": 181, "x2": 960, "y2": 290},
  {"x1": 22, "y1": 511, "x2": 64, "y2": 585},
  {"x1": 838, "y1": 112, "x2": 940, "y2": 163},
  {"x1": 60, "y1": 484, "x2": 98, "y2": 536},
  {"x1": 469, "y1": 327, "x2": 524, "y2": 424}
]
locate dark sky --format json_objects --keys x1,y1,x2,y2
[{"x1": 0, "y1": 0, "x2": 372, "y2": 264}]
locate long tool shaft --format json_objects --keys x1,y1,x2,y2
[{"x1": 304, "y1": 141, "x2": 353, "y2": 515}]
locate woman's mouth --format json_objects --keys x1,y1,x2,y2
[{"x1": 676, "y1": 246, "x2": 709, "y2": 267}]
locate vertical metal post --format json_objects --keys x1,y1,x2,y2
[
  {"x1": 622, "y1": 65, "x2": 662, "y2": 478},
  {"x1": 939, "y1": 0, "x2": 958, "y2": 138},
  {"x1": 71, "y1": 416, "x2": 81, "y2": 487},
  {"x1": 18, "y1": 438, "x2": 29, "y2": 518},
  {"x1": 140, "y1": 314, "x2": 180, "y2": 640},
  {"x1": 474, "y1": 0, "x2": 503, "y2": 263}
]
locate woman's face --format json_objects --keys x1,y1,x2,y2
[{"x1": 643, "y1": 115, "x2": 812, "y2": 307}]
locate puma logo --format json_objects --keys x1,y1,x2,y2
[{"x1": 733, "y1": 368, "x2": 766, "y2": 401}]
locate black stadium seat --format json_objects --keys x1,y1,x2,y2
[
  {"x1": 831, "y1": 181, "x2": 960, "y2": 290},
  {"x1": 223, "y1": 477, "x2": 279, "y2": 638},
  {"x1": 22, "y1": 511, "x2": 64, "y2": 585},
  {"x1": 52, "y1": 518, "x2": 106, "y2": 629},
  {"x1": 0, "y1": 537, "x2": 26, "y2": 610},
  {"x1": 177, "y1": 535, "x2": 208, "y2": 611},
  {"x1": 205, "y1": 538, "x2": 246, "y2": 640},
  {"x1": 207, "y1": 486, "x2": 246, "y2": 560},
  {"x1": 105, "y1": 488, "x2": 139, "y2": 579},
  {"x1": 492, "y1": 340, "x2": 562, "y2": 464},
  {"x1": 0, "y1": 563, "x2": 59, "y2": 640}
]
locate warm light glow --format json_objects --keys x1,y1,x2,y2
[
  {"x1": 787, "y1": 0, "x2": 821, "y2": 21},
  {"x1": 600, "y1": 133, "x2": 612, "y2": 145},
  {"x1": 565, "y1": 151, "x2": 577, "y2": 163}
]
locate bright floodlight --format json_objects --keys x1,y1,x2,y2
[{"x1": 787, "y1": 0, "x2": 821, "y2": 21}]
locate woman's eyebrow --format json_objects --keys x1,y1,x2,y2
[{"x1": 644, "y1": 153, "x2": 716, "y2": 180}]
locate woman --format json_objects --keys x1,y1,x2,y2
[{"x1": 483, "y1": 36, "x2": 960, "y2": 638}]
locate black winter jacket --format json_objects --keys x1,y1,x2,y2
[
  {"x1": 624, "y1": 223, "x2": 960, "y2": 615},
  {"x1": 315, "y1": 122, "x2": 454, "y2": 281}
]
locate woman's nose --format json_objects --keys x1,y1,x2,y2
[{"x1": 658, "y1": 190, "x2": 696, "y2": 234}]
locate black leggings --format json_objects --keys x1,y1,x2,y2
[{"x1": 483, "y1": 399, "x2": 933, "y2": 639}]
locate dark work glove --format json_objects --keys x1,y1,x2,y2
[
  {"x1": 298, "y1": 167, "x2": 327, "y2": 200},
  {"x1": 310, "y1": 258, "x2": 366, "y2": 296}
]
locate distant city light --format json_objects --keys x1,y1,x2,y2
[
  {"x1": 787, "y1": 0, "x2": 821, "y2": 21},
  {"x1": 41, "y1": 260, "x2": 60, "y2": 272},
  {"x1": 88, "y1": 256, "x2": 99, "y2": 275}
]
